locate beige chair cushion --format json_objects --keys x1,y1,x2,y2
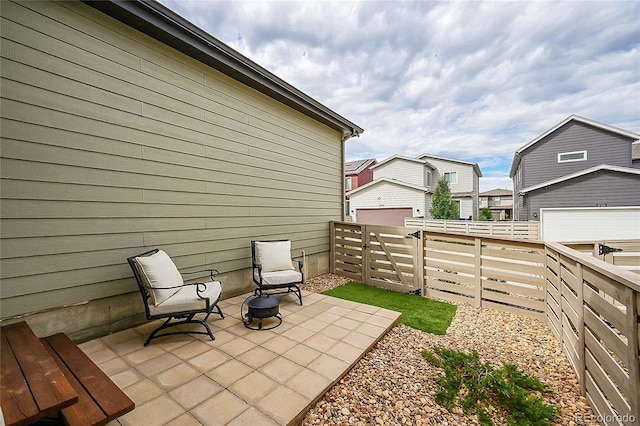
[
  {"x1": 260, "y1": 270, "x2": 302, "y2": 286},
  {"x1": 254, "y1": 241, "x2": 295, "y2": 272},
  {"x1": 134, "y1": 250, "x2": 183, "y2": 305},
  {"x1": 149, "y1": 281, "x2": 222, "y2": 316}
]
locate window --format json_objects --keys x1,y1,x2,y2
[
  {"x1": 426, "y1": 171, "x2": 432, "y2": 187},
  {"x1": 345, "y1": 177, "x2": 352, "y2": 190},
  {"x1": 493, "y1": 196, "x2": 501, "y2": 205},
  {"x1": 344, "y1": 199, "x2": 351, "y2": 217},
  {"x1": 444, "y1": 171, "x2": 458, "y2": 184},
  {"x1": 558, "y1": 150, "x2": 587, "y2": 163}
]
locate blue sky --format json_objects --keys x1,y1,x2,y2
[{"x1": 158, "y1": 0, "x2": 639, "y2": 192}]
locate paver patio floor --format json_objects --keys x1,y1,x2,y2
[{"x1": 80, "y1": 290, "x2": 401, "y2": 426}]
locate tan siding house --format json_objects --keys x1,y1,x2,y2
[
  {"x1": 371, "y1": 156, "x2": 427, "y2": 187},
  {"x1": 348, "y1": 153, "x2": 481, "y2": 225},
  {"x1": 0, "y1": 0, "x2": 362, "y2": 339}
]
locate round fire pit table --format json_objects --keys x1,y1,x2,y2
[{"x1": 242, "y1": 295, "x2": 282, "y2": 330}]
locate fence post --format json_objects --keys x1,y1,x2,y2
[
  {"x1": 330, "y1": 221, "x2": 336, "y2": 274},
  {"x1": 474, "y1": 237, "x2": 482, "y2": 307},
  {"x1": 362, "y1": 224, "x2": 371, "y2": 284},
  {"x1": 625, "y1": 287, "x2": 639, "y2": 425},
  {"x1": 576, "y1": 261, "x2": 586, "y2": 397},
  {"x1": 416, "y1": 230, "x2": 425, "y2": 296}
]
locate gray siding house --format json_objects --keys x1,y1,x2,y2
[
  {"x1": 0, "y1": 0, "x2": 362, "y2": 339},
  {"x1": 510, "y1": 115, "x2": 639, "y2": 221}
]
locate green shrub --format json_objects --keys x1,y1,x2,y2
[{"x1": 422, "y1": 346, "x2": 560, "y2": 426}]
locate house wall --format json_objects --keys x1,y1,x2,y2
[
  {"x1": 456, "y1": 198, "x2": 474, "y2": 220},
  {"x1": 373, "y1": 159, "x2": 425, "y2": 186},
  {"x1": 0, "y1": 1, "x2": 344, "y2": 339},
  {"x1": 524, "y1": 170, "x2": 640, "y2": 221},
  {"x1": 350, "y1": 182, "x2": 425, "y2": 220},
  {"x1": 346, "y1": 166, "x2": 373, "y2": 191},
  {"x1": 521, "y1": 121, "x2": 633, "y2": 189},
  {"x1": 427, "y1": 157, "x2": 478, "y2": 219},
  {"x1": 425, "y1": 157, "x2": 475, "y2": 193},
  {"x1": 513, "y1": 167, "x2": 525, "y2": 221},
  {"x1": 472, "y1": 172, "x2": 480, "y2": 218}
]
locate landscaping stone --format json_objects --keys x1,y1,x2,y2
[{"x1": 301, "y1": 274, "x2": 593, "y2": 425}]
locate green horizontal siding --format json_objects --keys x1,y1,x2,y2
[{"x1": 0, "y1": 0, "x2": 344, "y2": 318}]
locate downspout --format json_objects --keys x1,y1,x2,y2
[{"x1": 341, "y1": 129, "x2": 360, "y2": 221}]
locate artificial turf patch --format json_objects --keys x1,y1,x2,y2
[{"x1": 323, "y1": 282, "x2": 457, "y2": 335}]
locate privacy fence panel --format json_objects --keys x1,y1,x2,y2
[
  {"x1": 422, "y1": 232, "x2": 477, "y2": 304},
  {"x1": 563, "y1": 240, "x2": 640, "y2": 276},
  {"x1": 364, "y1": 225, "x2": 419, "y2": 293},
  {"x1": 479, "y1": 237, "x2": 546, "y2": 320},
  {"x1": 546, "y1": 243, "x2": 639, "y2": 426},
  {"x1": 405, "y1": 218, "x2": 540, "y2": 240},
  {"x1": 330, "y1": 222, "x2": 418, "y2": 293},
  {"x1": 421, "y1": 231, "x2": 546, "y2": 320},
  {"x1": 330, "y1": 222, "x2": 364, "y2": 282}
]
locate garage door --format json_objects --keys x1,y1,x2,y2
[{"x1": 356, "y1": 208, "x2": 413, "y2": 227}]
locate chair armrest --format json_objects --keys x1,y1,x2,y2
[
  {"x1": 296, "y1": 260, "x2": 303, "y2": 271},
  {"x1": 141, "y1": 281, "x2": 211, "y2": 300},
  {"x1": 138, "y1": 282, "x2": 187, "y2": 291},
  {"x1": 183, "y1": 268, "x2": 219, "y2": 281}
]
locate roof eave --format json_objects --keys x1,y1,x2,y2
[
  {"x1": 519, "y1": 164, "x2": 640, "y2": 194},
  {"x1": 83, "y1": 0, "x2": 363, "y2": 136}
]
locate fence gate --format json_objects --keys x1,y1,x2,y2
[{"x1": 331, "y1": 222, "x2": 422, "y2": 293}]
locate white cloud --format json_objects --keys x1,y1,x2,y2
[{"x1": 159, "y1": 0, "x2": 640, "y2": 193}]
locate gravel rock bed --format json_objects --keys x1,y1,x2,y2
[{"x1": 301, "y1": 274, "x2": 593, "y2": 425}]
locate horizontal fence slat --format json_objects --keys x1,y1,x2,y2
[
  {"x1": 481, "y1": 300, "x2": 546, "y2": 320},
  {"x1": 584, "y1": 372, "x2": 621, "y2": 426},
  {"x1": 583, "y1": 306, "x2": 629, "y2": 367},
  {"x1": 584, "y1": 284, "x2": 627, "y2": 333},
  {"x1": 424, "y1": 287, "x2": 474, "y2": 304},
  {"x1": 425, "y1": 278, "x2": 476, "y2": 297},
  {"x1": 584, "y1": 327, "x2": 630, "y2": 399},
  {"x1": 585, "y1": 350, "x2": 631, "y2": 418},
  {"x1": 481, "y1": 289, "x2": 545, "y2": 312}
]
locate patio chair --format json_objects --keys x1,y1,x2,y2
[
  {"x1": 251, "y1": 239, "x2": 304, "y2": 305},
  {"x1": 127, "y1": 248, "x2": 224, "y2": 346}
]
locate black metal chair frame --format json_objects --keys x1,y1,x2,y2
[
  {"x1": 251, "y1": 239, "x2": 304, "y2": 305},
  {"x1": 127, "y1": 248, "x2": 225, "y2": 346}
]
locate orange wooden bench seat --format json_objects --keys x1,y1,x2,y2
[{"x1": 40, "y1": 333, "x2": 135, "y2": 426}]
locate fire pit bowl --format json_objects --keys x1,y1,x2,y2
[{"x1": 242, "y1": 295, "x2": 282, "y2": 330}]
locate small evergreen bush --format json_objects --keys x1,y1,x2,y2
[{"x1": 422, "y1": 346, "x2": 560, "y2": 426}]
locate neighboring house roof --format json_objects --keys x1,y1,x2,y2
[
  {"x1": 84, "y1": 0, "x2": 363, "y2": 138},
  {"x1": 510, "y1": 115, "x2": 640, "y2": 177},
  {"x1": 345, "y1": 158, "x2": 377, "y2": 175},
  {"x1": 347, "y1": 178, "x2": 431, "y2": 196},
  {"x1": 370, "y1": 155, "x2": 429, "y2": 169},
  {"x1": 480, "y1": 189, "x2": 513, "y2": 197},
  {"x1": 519, "y1": 165, "x2": 640, "y2": 195},
  {"x1": 416, "y1": 153, "x2": 483, "y2": 177}
]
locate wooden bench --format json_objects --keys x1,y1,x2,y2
[
  {"x1": 1, "y1": 321, "x2": 134, "y2": 426},
  {"x1": 1, "y1": 322, "x2": 78, "y2": 426},
  {"x1": 40, "y1": 333, "x2": 135, "y2": 426}
]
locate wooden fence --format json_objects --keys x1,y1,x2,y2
[
  {"x1": 404, "y1": 218, "x2": 541, "y2": 240},
  {"x1": 330, "y1": 222, "x2": 420, "y2": 294},
  {"x1": 330, "y1": 221, "x2": 640, "y2": 425},
  {"x1": 563, "y1": 241, "x2": 640, "y2": 275}
]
